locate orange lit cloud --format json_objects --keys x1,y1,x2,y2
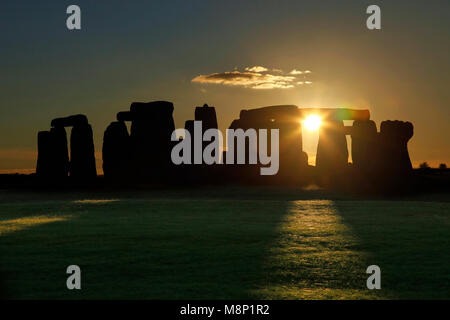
[
  {"x1": 245, "y1": 66, "x2": 268, "y2": 72},
  {"x1": 289, "y1": 69, "x2": 312, "y2": 75},
  {"x1": 192, "y1": 66, "x2": 312, "y2": 89}
]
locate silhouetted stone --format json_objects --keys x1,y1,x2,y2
[
  {"x1": 116, "y1": 111, "x2": 133, "y2": 122},
  {"x1": 128, "y1": 101, "x2": 176, "y2": 180},
  {"x1": 379, "y1": 120, "x2": 413, "y2": 175},
  {"x1": 195, "y1": 104, "x2": 218, "y2": 130},
  {"x1": 228, "y1": 105, "x2": 307, "y2": 183},
  {"x1": 36, "y1": 127, "x2": 69, "y2": 179},
  {"x1": 184, "y1": 120, "x2": 195, "y2": 164},
  {"x1": 36, "y1": 131, "x2": 52, "y2": 178},
  {"x1": 184, "y1": 120, "x2": 195, "y2": 136},
  {"x1": 102, "y1": 121, "x2": 130, "y2": 179},
  {"x1": 51, "y1": 126, "x2": 70, "y2": 178},
  {"x1": 194, "y1": 104, "x2": 218, "y2": 163},
  {"x1": 51, "y1": 114, "x2": 88, "y2": 128},
  {"x1": 351, "y1": 120, "x2": 378, "y2": 173},
  {"x1": 316, "y1": 120, "x2": 348, "y2": 175},
  {"x1": 70, "y1": 122, "x2": 97, "y2": 179},
  {"x1": 298, "y1": 108, "x2": 370, "y2": 122}
]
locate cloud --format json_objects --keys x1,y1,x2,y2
[
  {"x1": 192, "y1": 66, "x2": 312, "y2": 89},
  {"x1": 289, "y1": 69, "x2": 303, "y2": 75},
  {"x1": 192, "y1": 71, "x2": 296, "y2": 89},
  {"x1": 289, "y1": 69, "x2": 312, "y2": 75},
  {"x1": 245, "y1": 66, "x2": 269, "y2": 72}
]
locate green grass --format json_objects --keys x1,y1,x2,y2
[{"x1": 0, "y1": 187, "x2": 449, "y2": 299}]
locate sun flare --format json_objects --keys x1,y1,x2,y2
[{"x1": 304, "y1": 115, "x2": 322, "y2": 131}]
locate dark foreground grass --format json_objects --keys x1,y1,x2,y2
[{"x1": 0, "y1": 187, "x2": 449, "y2": 299}]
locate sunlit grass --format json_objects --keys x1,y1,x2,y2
[
  {"x1": 0, "y1": 215, "x2": 72, "y2": 236},
  {"x1": 252, "y1": 200, "x2": 385, "y2": 299},
  {"x1": 0, "y1": 188, "x2": 449, "y2": 299}
]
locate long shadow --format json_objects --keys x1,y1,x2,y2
[
  {"x1": 5, "y1": 189, "x2": 439, "y2": 299},
  {"x1": 334, "y1": 199, "x2": 450, "y2": 299},
  {"x1": 0, "y1": 190, "x2": 291, "y2": 299}
]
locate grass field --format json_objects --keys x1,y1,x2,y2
[{"x1": 0, "y1": 187, "x2": 449, "y2": 299}]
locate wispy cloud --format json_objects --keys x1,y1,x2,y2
[
  {"x1": 245, "y1": 66, "x2": 268, "y2": 72},
  {"x1": 289, "y1": 69, "x2": 311, "y2": 75},
  {"x1": 289, "y1": 69, "x2": 304, "y2": 75},
  {"x1": 192, "y1": 66, "x2": 312, "y2": 90}
]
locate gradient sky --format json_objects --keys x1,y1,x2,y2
[{"x1": 1, "y1": 0, "x2": 449, "y2": 172}]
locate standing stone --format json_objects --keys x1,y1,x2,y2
[
  {"x1": 36, "y1": 127, "x2": 69, "y2": 179},
  {"x1": 195, "y1": 104, "x2": 219, "y2": 161},
  {"x1": 129, "y1": 101, "x2": 176, "y2": 180},
  {"x1": 102, "y1": 121, "x2": 130, "y2": 179},
  {"x1": 316, "y1": 120, "x2": 348, "y2": 174},
  {"x1": 184, "y1": 120, "x2": 195, "y2": 164},
  {"x1": 70, "y1": 122, "x2": 97, "y2": 179},
  {"x1": 195, "y1": 104, "x2": 218, "y2": 131},
  {"x1": 379, "y1": 120, "x2": 413, "y2": 175},
  {"x1": 50, "y1": 126, "x2": 70, "y2": 178},
  {"x1": 229, "y1": 105, "x2": 307, "y2": 183},
  {"x1": 351, "y1": 120, "x2": 378, "y2": 173},
  {"x1": 36, "y1": 131, "x2": 52, "y2": 178}
]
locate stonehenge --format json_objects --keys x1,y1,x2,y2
[
  {"x1": 36, "y1": 114, "x2": 96, "y2": 180},
  {"x1": 36, "y1": 101, "x2": 415, "y2": 190},
  {"x1": 226, "y1": 105, "x2": 308, "y2": 182},
  {"x1": 104, "y1": 101, "x2": 176, "y2": 181},
  {"x1": 311, "y1": 108, "x2": 370, "y2": 177}
]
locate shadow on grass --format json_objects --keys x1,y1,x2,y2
[
  {"x1": 334, "y1": 200, "x2": 450, "y2": 299},
  {"x1": 0, "y1": 197, "x2": 291, "y2": 299},
  {"x1": 4, "y1": 192, "x2": 447, "y2": 299}
]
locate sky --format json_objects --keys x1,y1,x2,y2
[{"x1": 0, "y1": 0, "x2": 449, "y2": 172}]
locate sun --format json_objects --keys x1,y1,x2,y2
[{"x1": 304, "y1": 115, "x2": 322, "y2": 131}]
